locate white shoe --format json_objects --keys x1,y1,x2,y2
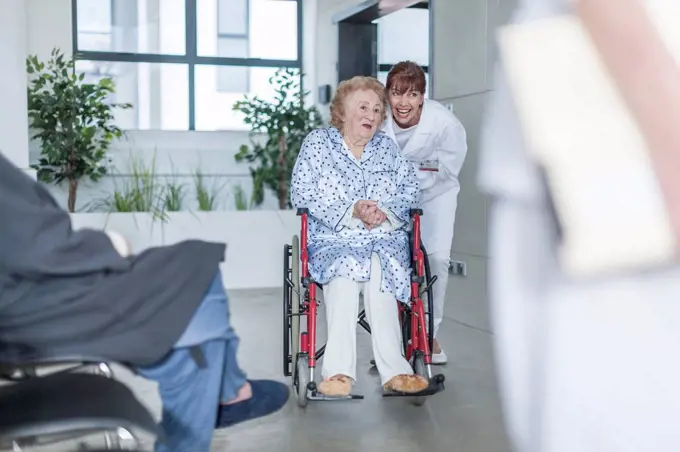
[{"x1": 431, "y1": 349, "x2": 448, "y2": 365}]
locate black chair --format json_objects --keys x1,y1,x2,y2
[{"x1": 0, "y1": 371, "x2": 162, "y2": 450}]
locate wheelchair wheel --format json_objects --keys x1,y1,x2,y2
[
  {"x1": 295, "y1": 354, "x2": 309, "y2": 407},
  {"x1": 290, "y1": 235, "x2": 301, "y2": 371},
  {"x1": 411, "y1": 352, "x2": 428, "y2": 407}
]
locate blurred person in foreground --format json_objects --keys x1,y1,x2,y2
[
  {"x1": 480, "y1": 0, "x2": 680, "y2": 451},
  {"x1": 0, "y1": 152, "x2": 289, "y2": 452}
]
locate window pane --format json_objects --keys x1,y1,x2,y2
[
  {"x1": 218, "y1": 0, "x2": 248, "y2": 35},
  {"x1": 195, "y1": 66, "x2": 298, "y2": 131},
  {"x1": 77, "y1": 0, "x2": 112, "y2": 33},
  {"x1": 76, "y1": 0, "x2": 186, "y2": 54},
  {"x1": 217, "y1": 66, "x2": 250, "y2": 93},
  {"x1": 218, "y1": 36, "x2": 248, "y2": 58},
  {"x1": 377, "y1": 8, "x2": 429, "y2": 67},
  {"x1": 78, "y1": 32, "x2": 114, "y2": 52},
  {"x1": 75, "y1": 61, "x2": 189, "y2": 130},
  {"x1": 197, "y1": 0, "x2": 298, "y2": 60}
]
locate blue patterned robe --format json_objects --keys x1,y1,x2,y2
[{"x1": 290, "y1": 127, "x2": 420, "y2": 302}]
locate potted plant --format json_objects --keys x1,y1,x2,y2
[
  {"x1": 233, "y1": 68, "x2": 324, "y2": 210},
  {"x1": 26, "y1": 48, "x2": 131, "y2": 212}
]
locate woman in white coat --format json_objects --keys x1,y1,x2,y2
[{"x1": 381, "y1": 61, "x2": 468, "y2": 364}]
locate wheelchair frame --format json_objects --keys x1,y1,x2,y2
[{"x1": 282, "y1": 208, "x2": 445, "y2": 407}]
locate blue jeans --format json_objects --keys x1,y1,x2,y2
[{"x1": 138, "y1": 272, "x2": 248, "y2": 452}]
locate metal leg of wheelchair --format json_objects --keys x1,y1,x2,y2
[
  {"x1": 93, "y1": 362, "x2": 114, "y2": 379},
  {"x1": 91, "y1": 363, "x2": 119, "y2": 449},
  {"x1": 104, "y1": 430, "x2": 121, "y2": 449},
  {"x1": 104, "y1": 427, "x2": 140, "y2": 450}
]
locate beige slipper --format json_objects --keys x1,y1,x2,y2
[
  {"x1": 383, "y1": 374, "x2": 429, "y2": 393},
  {"x1": 318, "y1": 375, "x2": 352, "y2": 397}
]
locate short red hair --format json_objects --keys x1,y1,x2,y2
[{"x1": 385, "y1": 61, "x2": 427, "y2": 95}]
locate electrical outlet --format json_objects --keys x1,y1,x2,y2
[{"x1": 448, "y1": 260, "x2": 467, "y2": 276}]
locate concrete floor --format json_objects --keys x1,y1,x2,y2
[{"x1": 12, "y1": 286, "x2": 512, "y2": 452}]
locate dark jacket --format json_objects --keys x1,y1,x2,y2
[{"x1": 0, "y1": 152, "x2": 225, "y2": 366}]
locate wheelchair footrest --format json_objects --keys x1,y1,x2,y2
[
  {"x1": 382, "y1": 375, "x2": 445, "y2": 398},
  {"x1": 308, "y1": 392, "x2": 364, "y2": 401}
]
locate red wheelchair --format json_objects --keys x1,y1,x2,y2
[{"x1": 282, "y1": 207, "x2": 445, "y2": 407}]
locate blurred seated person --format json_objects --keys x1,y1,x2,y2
[
  {"x1": 290, "y1": 75, "x2": 429, "y2": 397},
  {"x1": 0, "y1": 152, "x2": 289, "y2": 452}
]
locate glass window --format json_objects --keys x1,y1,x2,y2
[
  {"x1": 197, "y1": 0, "x2": 298, "y2": 61},
  {"x1": 377, "y1": 8, "x2": 429, "y2": 67},
  {"x1": 76, "y1": 0, "x2": 186, "y2": 55},
  {"x1": 77, "y1": 0, "x2": 112, "y2": 33},
  {"x1": 216, "y1": 36, "x2": 249, "y2": 92},
  {"x1": 195, "y1": 66, "x2": 298, "y2": 131},
  {"x1": 73, "y1": 0, "x2": 301, "y2": 131},
  {"x1": 76, "y1": 61, "x2": 190, "y2": 130},
  {"x1": 218, "y1": 0, "x2": 248, "y2": 35}
]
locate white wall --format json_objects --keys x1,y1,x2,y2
[
  {"x1": 0, "y1": 0, "x2": 30, "y2": 170},
  {"x1": 26, "y1": 0, "x2": 73, "y2": 60},
  {"x1": 313, "y1": 0, "x2": 358, "y2": 115},
  {"x1": 430, "y1": 0, "x2": 517, "y2": 331}
]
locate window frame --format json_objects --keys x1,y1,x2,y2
[{"x1": 71, "y1": 0, "x2": 304, "y2": 131}]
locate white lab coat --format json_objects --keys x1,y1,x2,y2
[{"x1": 381, "y1": 99, "x2": 468, "y2": 255}]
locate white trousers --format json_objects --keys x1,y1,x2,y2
[
  {"x1": 427, "y1": 250, "x2": 450, "y2": 339},
  {"x1": 322, "y1": 253, "x2": 414, "y2": 386}
]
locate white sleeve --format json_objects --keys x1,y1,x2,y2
[{"x1": 420, "y1": 119, "x2": 468, "y2": 203}]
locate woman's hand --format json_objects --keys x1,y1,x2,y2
[{"x1": 353, "y1": 200, "x2": 387, "y2": 229}]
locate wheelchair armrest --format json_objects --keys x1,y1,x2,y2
[
  {"x1": 410, "y1": 208, "x2": 423, "y2": 217},
  {"x1": 296, "y1": 208, "x2": 309, "y2": 216},
  {"x1": 1, "y1": 355, "x2": 115, "y2": 371}
]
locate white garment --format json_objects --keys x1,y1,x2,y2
[
  {"x1": 381, "y1": 99, "x2": 468, "y2": 338},
  {"x1": 481, "y1": 1, "x2": 680, "y2": 451},
  {"x1": 394, "y1": 123, "x2": 417, "y2": 150},
  {"x1": 427, "y1": 250, "x2": 450, "y2": 338},
  {"x1": 322, "y1": 253, "x2": 413, "y2": 386}
]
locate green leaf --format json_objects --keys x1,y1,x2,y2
[
  {"x1": 25, "y1": 47, "x2": 131, "y2": 208},
  {"x1": 231, "y1": 68, "x2": 324, "y2": 207}
]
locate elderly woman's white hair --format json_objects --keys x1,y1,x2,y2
[{"x1": 329, "y1": 76, "x2": 388, "y2": 132}]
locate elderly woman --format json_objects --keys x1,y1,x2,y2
[{"x1": 290, "y1": 76, "x2": 429, "y2": 397}]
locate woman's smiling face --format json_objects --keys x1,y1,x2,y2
[{"x1": 388, "y1": 87, "x2": 424, "y2": 128}]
